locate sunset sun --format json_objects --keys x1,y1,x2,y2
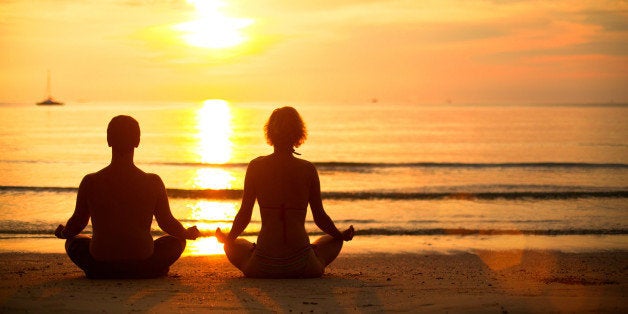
[{"x1": 175, "y1": 0, "x2": 253, "y2": 49}]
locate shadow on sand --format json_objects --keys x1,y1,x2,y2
[
  {"x1": 218, "y1": 274, "x2": 383, "y2": 312},
  {"x1": 1, "y1": 272, "x2": 190, "y2": 312}
]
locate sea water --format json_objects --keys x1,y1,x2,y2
[{"x1": 0, "y1": 101, "x2": 626, "y2": 255}]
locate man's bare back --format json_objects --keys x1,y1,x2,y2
[
  {"x1": 80, "y1": 164, "x2": 185, "y2": 261},
  {"x1": 55, "y1": 115, "x2": 199, "y2": 278}
]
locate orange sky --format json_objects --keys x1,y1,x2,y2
[{"x1": 1, "y1": 0, "x2": 627, "y2": 105}]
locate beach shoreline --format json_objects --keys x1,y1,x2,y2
[
  {"x1": 1, "y1": 250, "x2": 625, "y2": 313},
  {"x1": 2, "y1": 234, "x2": 627, "y2": 256}
]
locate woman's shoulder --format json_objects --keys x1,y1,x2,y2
[
  {"x1": 248, "y1": 154, "x2": 316, "y2": 171},
  {"x1": 292, "y1": 157, "x2": 317, "y2": 175},
  {"x1": 295, "y1": 157, "x2": 316, "y2": 168},
  {"x1": 248, "y1": 156, "x2": 266, "y2": 166}
]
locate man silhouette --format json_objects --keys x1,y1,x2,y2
[{"x1": 55, "y1": 115, "x2": 199, "y2": 278}]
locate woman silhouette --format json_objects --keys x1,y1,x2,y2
[{"x1": 216, "y1": 106, "x2": 354, "y2": 278}]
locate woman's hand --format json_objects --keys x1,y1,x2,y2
[
  {"x1": 215, "y1": 227, "x2": 230, "y2": 243},
  {"x1": 186, "y1": 226, "x2": 201, "y2": 240},
  {"x1": 341, "y1": 225, "x2": 355, "y2": 241},
  {"x1": 54, "y1": 224, "x2": 66, "y2": 239}
]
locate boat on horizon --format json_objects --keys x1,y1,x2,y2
[{"x1": 36, "y1": 71, "x2": 63, "y2": 106}]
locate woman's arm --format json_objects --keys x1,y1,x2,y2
[
  {"x1": 153, "y1": 174, "x2": 199, "y2": 240},
  {"x1": 55, "y1": 175, "x2": 91, "y2": 239},
  {"x1": 309, "y1": 166, "x2": 353, "y2": 241},
  {"x1": 224, "y1": 162, "x2": 257, "y2": 242}
]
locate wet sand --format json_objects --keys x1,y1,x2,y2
[{"x1": 0, "y1": 251, "x2": 626, "y2": 313}]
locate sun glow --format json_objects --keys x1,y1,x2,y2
[
  {"x1": 196, "y1": 99, "x2": 232, "y2": 164},
  {"x1": 184, "y1": 100, "x2": 239, "y2": 256},
  {"x1": 193, "y1": 167, "x2": 235, "y2": 190},
  {"x1": 192, "y1": 99, "x2": 235, "y2": 190},
  {"x1": 175, "y1": 0, "x2": 253, "y2": 49},
  {"x1": 183, "y1": 200, "x2": 238, "y2": 256},
  {"x1": 184, "y1": 237, "x2": 224, "y2": 256}
]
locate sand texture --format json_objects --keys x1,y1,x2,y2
[{"x1": 0, "y1": 251, "x2": 626, "y2": 313}]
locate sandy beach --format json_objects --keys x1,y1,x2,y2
[{"x1": 0, "y1": 250, "x2": 625, "y2": 313}]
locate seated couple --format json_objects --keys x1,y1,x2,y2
[{"x1": 55, "y1": 108, "x2": 354, "y2": 279}]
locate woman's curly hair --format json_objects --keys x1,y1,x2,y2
[{"x1": 264, "y1": 106, "x2": 307, "y2": 148}]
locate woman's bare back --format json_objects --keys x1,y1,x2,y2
[{"x1": 249, "y1": 154, "x2": 317, "y2": 255}]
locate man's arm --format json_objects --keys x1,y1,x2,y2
[
  {"x1": 153, "y1": 174, "x2": 199, "y2": 240},
  {"x1": 55, "y1": 175, "x2": 91, "y2": 239}
]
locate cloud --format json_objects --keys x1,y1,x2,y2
[
  {"x1": 583, "y1": 9, "x2": 628, "y2": 31},
  {"x1": 1, "y1": 0, "x2": 626, "y2": 103},
  {"x1": 229, "y1": 0, "x2": 390, "y2": 13}
]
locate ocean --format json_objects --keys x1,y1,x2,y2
[{"x1": 0, "y1": 101, "x2": 626, "y2": 255}]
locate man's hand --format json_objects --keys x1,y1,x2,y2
[
  {"x1": 54, "y1": 224, "x2": 66, "y2": 239},
  {"x1": 341, "y1": 225, "x2": 355, "y2": 241},
  {"x1": 186, "y1": 226, "x2": 201, "y2": 240}
]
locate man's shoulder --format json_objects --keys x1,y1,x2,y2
[
  {"x1": 78, "y1": 171, "x2": 100, "y2": 189},
  {"x1": 86, "y1": 168, "x2": 162, "y2": 183},
  {"x1": 143, "y1": 173, "x2": 166, "y2": 189},
  {"x1": 82, "y1": 171, "x2": 99, "y2": 181},
  {"x1": 144, "y1": 172, "x2": 162, "y2": 181},
  {"x1": 89, "y1": 166, "x2": 111, "y2": 178}
]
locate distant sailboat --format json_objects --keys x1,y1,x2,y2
[{"x1": 36, "y1": 71, "x2": 63, "y2": 106}]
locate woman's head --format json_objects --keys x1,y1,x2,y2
[{"x1": 264, "y1": 106, "x2": 307, "y2": 148}]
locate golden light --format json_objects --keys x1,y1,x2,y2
[
  {"x1": 186, "y1": 101, "x2": 238, "y2": 255},
  {"x1": 193, "y1": 168, "x2": 235, "y2": 190},
  {"x1": 194, "y1": 99, "x2": 235, "y2": 190},
  {"x1": 184, "y1": 237, "x2": 224, "y2": 256},
  {"x1": 196, "y1": 99, "x2": 232, "y2": 164},
  {"x1": 183, "y1": 200, "x2": 238, "y2": 256},
  {"x1": 175, "y1": 0, "x2": 253, "y2": 49}
]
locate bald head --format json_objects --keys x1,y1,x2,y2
[{"x1": 107, "y1": 115, "x2": 140, "y2": 153}]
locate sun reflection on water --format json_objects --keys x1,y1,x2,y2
[
  {"x1": 196, "y1": 99, "x2": 232, "y2": 164},
  {"x1": 183, "y1": 200, "x2": 237, "y2": 256},
  {"x1": 193, "y1": 168, "x2": 236, "y2": 190},
  {"x1": 184, "y1": 236, "x2": 224, "y2": 256},
  {"x1": 186, "y1": 100, "x2": 238, "y2": 255},
  {"x1": 193, "y1": 99, "x2": 236, "y2": 188}
]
